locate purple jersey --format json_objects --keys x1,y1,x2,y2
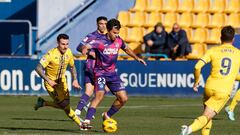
[
  {"x1": 89, "y1": 35, "x2": 127, "y2": 76},
  {"x1": 77, "y1": 30, "x2": 105, "y2": 73}
]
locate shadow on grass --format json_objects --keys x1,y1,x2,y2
[
  {"x1": 0, "y1": 126, "x2": 103, "y2": 133},
  {"x1": 165, "y1": 116, "x2": 223, "y2": 120},
  {"x1": 0, "y1": 126, "x2": 79, "y2": 133},
  {"x1": 12, "y1": 117, "x2": 69, "y2": 122}
]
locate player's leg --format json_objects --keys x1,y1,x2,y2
[
  {"x1": 59, "y1": 99, "x2": 81, "y2": 126},
  {"x1": 103, "y1": 90, "x2": 128, "y2": 120},
  {"x1": 45, "y1": 90, "x2": 64, "y2": 108},
  {"x1": 190, "y1": 106, "x2": 216, "y2": 133},
  {"x1": 201, "y1": 120, "x2": 212, "y2": 135},
  {"x1": 103, "y1": 77, "x2": 127, "y2": 120},
  {"x1": 80, "y1": 90, "x2": 105, "y2": 130},
  {"x1": 85, "y1": 90, "x2": 105, "y2": 120},
  {"x1": 75, "y1": 72, "x2": 94, "y2": 114},
  {"x1": 50, "y1": 82, "x2": 81, "y2": 126},
  {"x1": 75, "y1": 82, "x2": 94, "y2": 116},
  {"x1": 81, "y1": 76, "x2": 106, "y2": 130},
  {"x1": 229, "y1": 89, "x2": 240, "y2": 111},
  {"x1": 225, "y1": 89, "x2": 240, "y2": 121},
  {"x1": 181, "y1": 89, "x2": 229, "y2": 135},
  {"x1": 181, "y1": 106, "x2": 215, "y2": 135},
  {"x1": 61, "y1": 82, "x2": 81, "y2": 126},
  {"x1": 34, "y1": 83, "x2": 61, "y2": 110}
]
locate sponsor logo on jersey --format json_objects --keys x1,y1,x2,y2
[{"x1": 103, "y1": 48, "x2": 119, "y2": 55}]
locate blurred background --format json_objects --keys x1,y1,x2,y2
[{"x1": 0, "y1": 0, "x2": 239, "y2": 96}]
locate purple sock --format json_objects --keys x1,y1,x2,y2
[
  {"x1": 76, "y1": 93, "x2": 90, "y2": 110},
  {"x1": 86, "y1": 107, "x2": 96, "y2": 120},
  {"x1": 107, "y1": 105, "x2": 119, "y2": 117}
]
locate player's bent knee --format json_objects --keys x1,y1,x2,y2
[
  {"x1": 120, "y1": 96, "x2": 128, "y2": 105},
  {"x1": 58, "y1": 99, "x2": 70, "y2": 109},
  {"x1": 203, "y1": 113, "x2": 215, "y2": 121},
  {"x1": 203, "y1": 106, "x2": 217, "y2": 120}
]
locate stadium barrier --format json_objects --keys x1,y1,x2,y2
[
  {"x1": 0, "y1": 20, "x2": 33, "y2": 55},
  {"x1": 0, "y1": 58, "x2": 238, "y2": 96}
]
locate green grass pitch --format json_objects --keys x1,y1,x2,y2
[{"x1": 0, "y1": 95, "x2": 239, "y2": 135}]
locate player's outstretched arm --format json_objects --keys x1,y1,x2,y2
[
  {"x1": 35, "y1": 63, "x2": 57, "y2": 87},
  {"x1": 193, "y1": 60, "x2": 205, "y2": 92},
  {"x1": 70, "y1": 65, "x2": 82, "y2": 89},
  {"x1": 123, "y1": 46, "x2": 147, "y2": 66}
]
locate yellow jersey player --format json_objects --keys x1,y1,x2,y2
[
  {"x1": 34, "y1": 34, "x2": 82, "y2": 128},
  {"x1": 180, "y1": 26, "x2": 240, "y2": 135},
  {"x1": 225, "y1": 74, "x2": 240, "y2": 121}
]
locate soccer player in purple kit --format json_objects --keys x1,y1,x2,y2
[
  {"x1": 80, "y1": 19, "x2": 147, "y2": 130},
  {"x1": 75, "y1": 16, "x2": 108, "y2": 118}
]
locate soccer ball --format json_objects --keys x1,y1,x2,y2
[{"x1": 102, "y1": 118, "x2": 118, "y2": 133}]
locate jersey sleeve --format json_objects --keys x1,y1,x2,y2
[
  {"x1": 88, "y1": 40, "x2": 99, "y2": 49},
  {"x1": 200, "y1": 49, "x2": 213, "y2": 64},
  {"x1": 120, "y1": 39, "x2": 127, "y2": 50},
  {"x1": 77, "y1": 34, "x2": 95, "y2": 51},
  {"x1": 68, "y1": 50, "x2": 75, "y2": 67},
  {"x1": 194, "y1": 49, "x2": 213, "y2": 84},
  {"x1": 195, "y1": 60, "x2": 206, "y2": 70},
  {"x1": 40, "y1": 51, "x2": 51, "y2": 68}
]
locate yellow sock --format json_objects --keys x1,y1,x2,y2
[
  {"x1": 201, "y1": 120, "x2": 212, "y2": 135},
  {"x1": 44, "y1": 101, "x2": 61, "y2": 109},
  {"x1": 64, "y1": 105, "x2": 81, "y2": 126},
  {"x1": 229, "y1": 89, "x2": 240, "y2": 111},
  {"x1": 189, "y1": 115, "x2": 208, "y2": 133}
]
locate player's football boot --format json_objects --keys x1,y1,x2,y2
[
  {"x1": 180, "y1": 125, "x2": 189, "y2": 135},
  {"x1": 225, "y1": 106, "x2": 235, "y2": 121},
  {"x1": 102, "y1": 112, "x2": 110, "y2": 121},
  {"x1": 80, "y1": 120, "x2": 93, "y2": 131},
  {"x1": 34, "y1": 97, "x2": 45, "y2": 111}
]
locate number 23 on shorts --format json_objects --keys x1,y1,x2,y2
[{"x1": 97, "y1": 77, "x2": 106, "y2": 89}]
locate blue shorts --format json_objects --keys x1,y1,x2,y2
[{"x1": 94, "y1": 75, "x2": 125, "y2": 93}]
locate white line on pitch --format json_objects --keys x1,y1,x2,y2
[{"x1": 97, "y1": 104, "x2": 202, "y2": 109}]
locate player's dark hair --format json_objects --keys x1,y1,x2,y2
[
  {"x1": 97, "y1": 16, "x2": 108, "y2": 23},
  {"x1": 57, "y1": 34, "x2": 69, "y2": 42},
  {"x1": 106, "y1": 19, "x2": 121, "y2": 31},
  {"x1": 221, "y1": 26, "x2": 235, "y2": 43}
]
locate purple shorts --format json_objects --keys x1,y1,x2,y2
[
  {"x1": 94, "y1": 75, "x2": 125, "y2": 93},
  {"x1": 84, "y1": 71, "x2": 94, "y2": 85},
  {"x1": 84, "y1": 59, "x2": 95, "y2": 85}
]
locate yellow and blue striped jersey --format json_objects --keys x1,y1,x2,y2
[{"x1": 40, "y1": 48, "x2": 74, "y2": 81}]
